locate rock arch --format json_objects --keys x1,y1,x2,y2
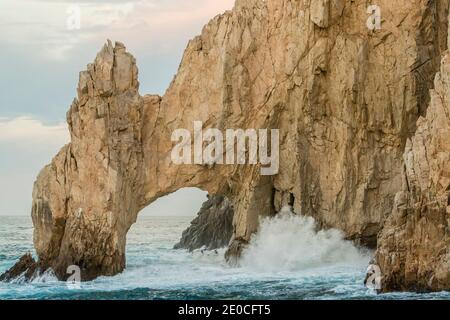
[
  {"x1": 31, "y1": 39, "x2": 277, "y2": 280},
  {"x1": 18, "y1": 0, "x2": 450, "y2": 291}
]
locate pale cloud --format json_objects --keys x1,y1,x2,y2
[
  {"x1": 0, "y1": 117, "x2": 69, "y2": 215},
  {"x1": 0, "y1": 0, "x2": 235, "y2": 61},
  {"x1": 0, "y1": 117, "x2": 69, "y2": 146}
]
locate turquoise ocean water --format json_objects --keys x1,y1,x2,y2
[{"x1": 1, "y1": 214, "x2": 450, "y2": 300}]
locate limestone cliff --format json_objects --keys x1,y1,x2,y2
[{"x1": 3, "y1": 0, "x2": 450, "y2": 292}]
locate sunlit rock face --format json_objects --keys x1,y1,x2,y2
[
  {"x1": 8, "y1": 0, "x2": 450, "y2": 291},
  {"x1": 32, "y1": 41, "x2": 145, "y2": 280}
]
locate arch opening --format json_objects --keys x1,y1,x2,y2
[
  {"x1": 126, "y1": 188, "x2": 234, "y2": 270},
  {"x1": 139, "y1": 188, "x2": 208, "y2": 218}
]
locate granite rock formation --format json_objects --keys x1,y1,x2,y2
[
  {"x1": 174, "y1": 195, "x2": 234, "y2": 252},
  {"x1": 2, "y1": 0, "x2": 450, "y2": 292}
]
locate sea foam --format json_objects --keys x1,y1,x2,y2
[{"x1": 240, "y1": 207, "x2": 371, "y2": 273}]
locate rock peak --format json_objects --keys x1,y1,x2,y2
[{"x1": 77, "y1": 39, "x2": 138, "y2": 100}]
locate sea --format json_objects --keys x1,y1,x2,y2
[{"x1": 1, "y1": 213, "x2": 449, "y2": 300}]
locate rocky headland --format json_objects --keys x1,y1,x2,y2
[{"x1": 2, "y1": 0, "x2": 450, "y2": 292}]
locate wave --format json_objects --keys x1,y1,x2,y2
[
  {"x1": 240, "y1": 207, "x2": 371, "y2": 273},
  {"x1": 7, "y1": 268, "x2": 58, "y2": 285},
  {"x1": 31, "y1": 269, "x2": 59, "y2": 283}
]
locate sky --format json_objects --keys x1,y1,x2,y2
[{"x1": 0, "y1": 0, "x2": 235, "y2": 216}]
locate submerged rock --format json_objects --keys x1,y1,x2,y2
[
  {"x1": 0, "y1": 253, "x2": 37, "y2": 282},
  {"x1": 174, "y1": 195, "x2": 234, "y2": 252}
]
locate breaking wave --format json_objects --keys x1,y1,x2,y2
[
  {"x1": 240, "y1": 207, "x2": 371, "y2": 272},
  {"x1": 8, "y1": 268, "x2": 58, "y2": 285}
]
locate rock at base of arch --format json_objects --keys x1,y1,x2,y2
[{"x1": 174, "y1": 195, "x2": 234, "y2": 252}]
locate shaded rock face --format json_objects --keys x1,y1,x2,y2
[
  {"x1": 5, "y1": 0, "x2": 450, "y2": 291},
  {"x1": 174, "y1": 195, "x2": 234, "y2": 252},
  {"x1": 375, "y1": 50, "x2": 450, "y2": 292}
]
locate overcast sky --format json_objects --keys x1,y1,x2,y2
[{"x1": 0, "y1": 0, "x2": 235, "y2": 216}]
